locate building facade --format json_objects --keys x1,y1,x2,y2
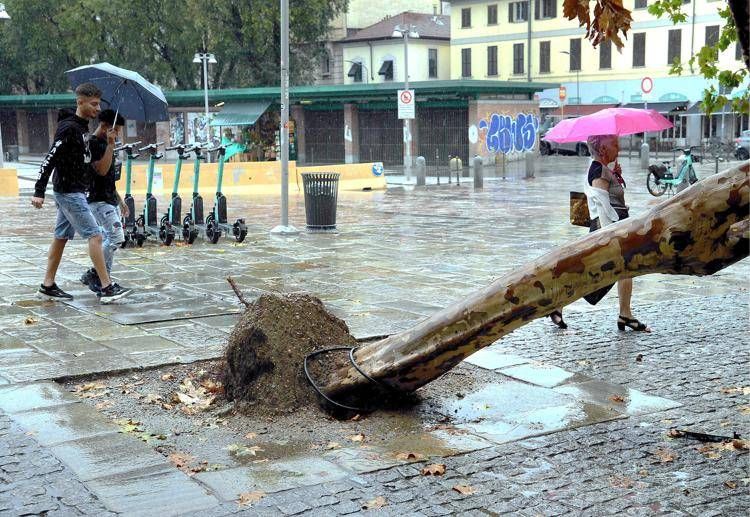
[{"x1": 448, "y1": 0, "x2": 748, "y2": 145}]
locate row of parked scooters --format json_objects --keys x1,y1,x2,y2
[{"x1": 113, "y1": 141, "x2": 247, "y2": 247}]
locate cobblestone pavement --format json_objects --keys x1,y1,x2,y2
[
  {"x1": 0, "y1": 156, "x2": 747, "y2": 515},
  {"x1": 0, "y1": 413, "x2": 115, "y2": 516}
]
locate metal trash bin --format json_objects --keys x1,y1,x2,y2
[
  {"x1": 301, "y1": 172, "x2": 340, "y2": 230},
  {"x1": 6, "y1": 145, "x2": 19, "y2": 162}
]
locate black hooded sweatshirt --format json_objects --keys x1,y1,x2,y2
[{"x1": 34, "y1": 109, "x2": 93, "y2": 198}]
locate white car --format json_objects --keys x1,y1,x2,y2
[{"x1": 735, "y1": 130, "x2": 749, "y2": 160}]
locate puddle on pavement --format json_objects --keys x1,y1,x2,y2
[{"x1": 227, "y1": 439, "x2": 312, "y2": 465}]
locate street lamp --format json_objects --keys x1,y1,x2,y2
[
  {"x1": 0, "y1": 3, "x2": 10, "y2": 168},
  {"x1": 344, "y1": 60, "x2": 369, "y2": 84},
  {"x1": 392, "y1": 24, "x2": 419, "y2": 179},
  {"x1": 560, "y1": 50, "x2": 580, "y2": 107},
  {"x1": 193, "y1": 51, "x2": 217, "y2": 142}
]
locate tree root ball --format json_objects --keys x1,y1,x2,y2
[{"x1": 222, "y1": 293, "x2": 357, "y2": 414}]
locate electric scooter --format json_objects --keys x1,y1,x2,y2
[
  {"x1": 163, "y1": 144, "x2": 199, "y2": 244},
  {"x1": 135, "y1": 142, "x2": 175, "y2": 246},
  {"x1": 183, "y1": 142, "x2": 213, "y2": 243},
  {"x1": 205, "y1": 145, "x2": 247, "y2": 244},
  {"x1": 114, "y1": 141, "x2": 143, "y2": 247}
]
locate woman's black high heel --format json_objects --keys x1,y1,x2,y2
[
  {"x1": 617, "y1": 315, "x2": 650, "y2": 332},
  {"x1": 549, "y1": 310, "x2": 567, "y2": 329}
]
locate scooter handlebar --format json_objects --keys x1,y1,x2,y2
[
  {"x1": 137, "y1": 142, "x2": 164, "y2": 152},
  {"x1": 114, "y1": 140, "x2": 142, "y2": 152},
  {"x1": 206, "y1": 145, "x2": 227, "y2": 154}
]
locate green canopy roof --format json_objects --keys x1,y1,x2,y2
[{"x1": 209, "y1": 101, "x2": 270, "y2": 126}]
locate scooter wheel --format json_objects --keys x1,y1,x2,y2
[
  {"x1": 136, "y1": 234, "x2": 145, "y2": 247},
  {"x1": 205, "y1": 214, "x2": 221, "y2": 244},
  {"x1": 233, "y1": 220, "x2": 247, "y2": 243}
]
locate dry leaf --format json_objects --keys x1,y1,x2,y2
[
  {"x1": 724, "y1": 480, "x2": 737, "y2": 489},
  {"x1": 350, "y1": 414, "x2": 361, "y2": 421},
  {"x1": 609, "y1": 394, "x2": 625, "y2": 404},
  {"x1": 142, "y1": 393, "x2": 162, "y2": 404},
  {"x1": 635, "y1": 354, "x2": 643, "y2": 362},
  {"x1": 24, "y1": 317, "x2": 37, "y2": 325},
  {"x1": 237, "y1": 491, "x2": 265, "y2": 507},
  {"x1": 732, "y1": 439, "x2": 749, "y2": 450},
  {"x1": 452, "y1": 484, "x2": 476, "y2": 495},
  {"x1": 421, "y1": 463, "x2": 446, "y2": 476},
  {"x1": 652, "y1": 448, "x2": 677, "y2": 463},
  {"x1": 667, "y1": 429, "x2": 684, "y2": 438},
  {"x1": 161, "y1": 373, "x2": 175, "y2": 381},
  {"x1": 739, "y1": 406, "x2": 750, "y2": 415},
  {"x1": 347, "y1": 433, "x2": 365, "y2": 443},
  {"x1": 95, "y1": 400, "x2": 113, "y2": 410},
  {"x1": 395, "y1": 452, "x2": 425, "y2": 461},
  {"x1": 609, "y1": 475, "x2": 634, "y2": 489},
  {"x1": 168, "y1": 452, "x2": 195, "y2": 470},
  {"x1": 362, "y1": 496, "x2": 387, "y2": 510},
  {"x1": 325, "y1": 442, "x2": 341, "y2": 450},
  {"x1": 245, "y1": 432, "x2": 257, "y2": 440},
  {"x1": 721, "y1": 386, "x2": 750, "y2": 395}
]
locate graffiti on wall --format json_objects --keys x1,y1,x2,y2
[{"x1": 475, "y1": 113, "x2": 540, "y2": 155}]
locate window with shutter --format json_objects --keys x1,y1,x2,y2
[
  {"x1": 513, "y1": 43, "x2": 524, "y2": 74},
  {"x1": 539, "y1": 41, "x2": 550, "y2": 73},
  {"x1": 667, "y1": 29, "x2": 681, "y2": 64},
  {"x1": 633, "y1": 33, "x2": 646, "y2": 67},
  {"x1": 462, "y1": 48, "x2": 472, "y2": 77},
  {"x1": 487, "y1": 46, "x2": 498, "y2": 76},
  {"x1": 599, "y1": 40, "x2": 611, "y2": 69}
]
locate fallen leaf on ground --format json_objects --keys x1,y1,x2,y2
[
  {"x1": 95, "y1": 400, "x2": 113, "y2": 410},
  {"x1": 609, "y1": 476, "x2": 634, "y2": 489},
  {"x1": 226, "y1": 443, "x2": 264, "y2": 457},
  {"x1": 395, "y1": 452, "x2": 425, "y2": 461},
  {"x1": 609, "y1": 394, "x2": 625, "y2": 404},
  {"x1": 635, "y1": 354, "x2": 643, "y2": 362},
  {"x1": 347, "y1": 433, "x2": 365, "y2": 443},
  {"x1": 724, "y1": 480, "x2": 737, "y2": 489},
  {"x1": 75, "y1": 382, "x2": 106, "y2": 393},
  {"x1": 421, "y1": 463, "x2": 446, "y2": 476},
  {"x1": 237, "y1": 491, "x2": 265, "y2": 507},
  {"x1": 739, "y1": 406, "x2": 750, "y2": 415},
  {"x1": 721, "y1": 386, "x2": 750, "y2": 395},
  {"x1": 667, "y1": 429, "x2": 684, "y2": 438},
  {"x1": 161, "y1": 373, "x2": 175, "y2": 381},
  {"x1": 350, "y1": 414, "x2": 361, "y2": 421},
  {"x1": 24, "y1": 317, "x2": 37, "y2": 325},
  {"x1": 732, "y1": 439, "x2": 748, "y2": 450},
  {"x1": 576, "y1": 360, "x2": 591, "y2": 367},
  {"x1": 362, "y1": 496, "x2": 387, "y2": 510},
  {"x1": 652, "y1": 448, "x2": 677, "y2": 463},
  {"x1": 325, "y1": 442, "x2": 341, "y2": 450},
  {"x1": 452, "y1": 484, "x2": 476, "y2": 495},
  {"x1": 142, "y1": 393, "x2": 162, "y2": 404},
  {"x1": 245, "y1": 432, "x2": 257, "y2": 440},
  {"x1": 168, "y1": 452, "x2": 195, "y2": 470}
]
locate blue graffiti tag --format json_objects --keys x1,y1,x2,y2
[{"x1": 478, "y1": 113, "x2": 539, "y2": 154}]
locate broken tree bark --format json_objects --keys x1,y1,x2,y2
[{"x1": 323, "y1": 163, "x2": 749, "y2": 399}]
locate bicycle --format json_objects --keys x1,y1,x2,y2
[{"x1": 646, "y1": 146, "x2": 699, "y2": 197}]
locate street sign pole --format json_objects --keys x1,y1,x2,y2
[
  {"x1": 403, "y1": 31, "x2": 411, "y2": 181},
  {"x1": 271, "y1": 0, "x2": 299, "y2": 236}
]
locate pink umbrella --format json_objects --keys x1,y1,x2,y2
[{"x1": 543, "y1": 107, "x2": 673, "y2": 143}]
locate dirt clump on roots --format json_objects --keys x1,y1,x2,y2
[{"x1": 222, "y1": 293, "x2": 356, "y2": 415}]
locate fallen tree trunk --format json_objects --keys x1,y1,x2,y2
[{"x1": 323, "y1": 163, "x2": 749, "y2": 399}]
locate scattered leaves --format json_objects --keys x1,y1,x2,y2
[
  {"x1": 562, "y1": 0, "x2": 633, "y2": 50},
  {"x1": 226, "y1": 443, "x2": 264, "y2": 458},
  {"x1": 667, "y1": 429, "x2": 684, "y2": 438},
  {"x1": 161, "y1": 373, "x2": 175, "y2": 381},
  {"x1": 739, "y1": 406, "x2": 750, "y2": 415},
  {"x1": 237, "y1": 491, "x2": 265, "y2": 507},
  {"x1": 732, "y1": 439, "x2": 749, "y2": 450},
  {"x1": 421, "y1": 463, "x2": 446, "y2": 476},
  {"x1": 325, "y1": 442, "x2": 341, "y2": 450},
  {"x1": 721, "y1": 386, "x2": 750, "y2": 395},
  {"x1": 362, "y1": 496, "x2": 387, "y2": 510},
  {"x1": 724, "y1": 480, "x2": 737, "y2": 489},
  {"x1": 635, "y1": 354, "x2": 643, "y2": 362},
  {"x1": 95, "y1": 400, "x2": 113, "y2": 410},
  {"x1": 452, "y1": 484, "x2": 476, "y2": 495},
  {"x1": 652, "y1": 448, "x2": 677, "y2": 463},
  {"x1": 142, "y1": 393, "x2": 162, "y2": 404},
  {"x1": 395, "y1": 452, "x2": 425, "y2": 462},
  {"x1": 347, "y1": 433, "x2": 365, "y2": 443},
  {"x1": 609, "y1": 475, "x2": 635, "y2": 489},
  {"x1": 245, "y1": 432, "x2": 257, "y2": 440},
  {"x1": 24, "y1": 317, "x2": 38, "y2": 325},
  {"x1": 168, "y1": 452, "x2": 195, "y2": 470},
  {"x1": 609, "y1": 394, "x2": 626, "y2": 404}
]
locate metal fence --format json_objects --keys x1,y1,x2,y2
[{"x1": 305, "y1": 110, "x2": 345, "y2": 164}]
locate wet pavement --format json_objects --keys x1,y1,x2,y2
[{"x1": 1, "y1": 156, "x2": 748, "y2": 515}]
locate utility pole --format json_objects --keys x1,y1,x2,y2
[{"x1": 271, "y1": 0, "x2": 299, "y2": 235}]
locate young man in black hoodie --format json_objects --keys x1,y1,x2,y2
[
  {"x1": 31, "y1": 83, "x2": 132, "y2": 303},
  {"x1": 79, "y1": 109, "x2": 129, "y2": 292}
]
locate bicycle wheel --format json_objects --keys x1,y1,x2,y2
[{"x1": 647, "y1": 171, "x2": 667, "y2": 196}]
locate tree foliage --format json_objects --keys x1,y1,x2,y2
[
  {"x1": 0, "y1": 0, "x2": 347, "y2": 94},
  {"x1": 561, "y1": 0, "x2": 748, "y2": 117}
]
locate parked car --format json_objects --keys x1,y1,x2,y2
[
  {"x1": 735, "y1": 129, "x2": 750, "y2": 160},
  {"x1": 539, "y1": 136, "x2": 589, "y2": 157},
  {"x1": 538, "y1": 117, "x2": 589, "y2": 156}
]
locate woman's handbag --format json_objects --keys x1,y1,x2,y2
[{"x1": 570, "y1": 191, "x2": 590, "y2": 227}]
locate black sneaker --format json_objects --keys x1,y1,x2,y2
[
  {"x1": 37, "y1": 283, "x2": 74, "y2": 301},
  {"x1": 80, "y1": 268, "x2": 101, "y2": 293},
  {"x1": 98, "y1": 283, "x2": 132, "y2": 304}
]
